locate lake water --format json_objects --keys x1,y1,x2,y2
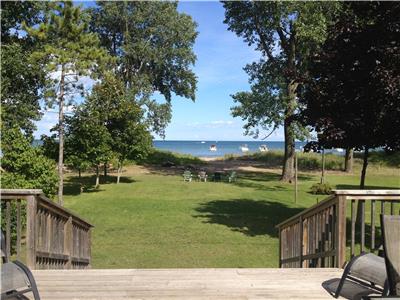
[{"x1": 153, "y1": 140, "x2": 309, "y2": 157}]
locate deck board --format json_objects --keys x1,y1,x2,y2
[{"x1": 31, "y1": 268, "x2": 343, "y2": 299}]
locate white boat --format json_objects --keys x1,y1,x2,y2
[
  {"x1": 336, "y1": 148, "x2": 344, "y2": 153},
  {"x1": 240, "y1": 144, "x2": 249, "y2": 152},
  {"x1": 259, "y1": 145, "x2": 269, "y2": 152},
  {"x1": 201, "y1": 141, "x2": 206, "y2": 144},
  {"x1": 209, "y1": 144, "x2": 217, "y2": 151}
]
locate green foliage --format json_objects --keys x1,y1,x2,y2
[
  {"x1": 310, "y1": 183, "x2": 333, "y2": 195},
  {"x1": 300, "y1": 2, "x2": 400, "y2": 152},
  {"x1": 138, "y1": 150, "x2": 204, "y2": 167},
  {"x1": 90, "y1": 1, "x2": 198, "y2": 137},
  {"x1": 241, "y1": 151, "x2": 344, "y2": 171},
  {"x1": 87, "y1": 74, "x2": 153, "y2": 167},
  {"x1": 24, "y1": 1, "x2": 110, "y2": 106},
  {"x1": 41, "y1": 134, "x2": 59, "y2": 162},
  {"x1": 223, "y1": 1, "x2": 340, "y2": 140},
  {"x1": 65, "y1": 105, "x2": 112, "y2": 169},
  {"x1": 1, "y1": 43, "x2": 44, "y2": 137},
  {"x1": 355, "y1": 151, "x2": 400, "y2": 169},
  {"x1": 1, "y1": 127, "x2": 58, "y2": 197}
]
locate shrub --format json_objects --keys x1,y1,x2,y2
[
  {"x1": 310, "y1": 182, "x2": 333, "y2": 195},
  {"x1": 1, "y1": 127, "x2": 58, "y2": 254},
  {"x1": 138, "y1": 149, "x2": 204, "y2": 166}
]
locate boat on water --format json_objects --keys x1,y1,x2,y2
[
  {"x1": 259, "y1": 145, "x2": 269, "y2": 152},
  {"x1": 209, "y1": 144, "x2": 217, "y2": 151},
  {"x1": 336, "y1": 148, "x2": 344, "y2": 153},
  {"x1": 201, "y1": 141, "x2": 206, "y2": 144},
  {"x1": 240, "y1": 144, "x2": 249, "y2": 152}
]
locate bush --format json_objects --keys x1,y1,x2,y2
[
  {"x1": 240, "y1": 150, "x2": 344, "y2": 170},
  {"x1": 138, "y1": 149, "x2": 204, "y2": 166},
  {"x1": 1, "y1": 127, "x2": 58, "y2": 255},
  {"x1": 310, "y1": 182, "x2": 333, "y2": 195}
]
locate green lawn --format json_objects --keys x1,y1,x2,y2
[{"x1": 63, "y1": 164, "x2": 399, "y2": 268}]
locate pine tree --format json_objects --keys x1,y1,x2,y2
[{"x1": 25, "y1": 1, "x2": 109, "y2": 205}]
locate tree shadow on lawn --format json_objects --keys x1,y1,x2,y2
[
  {"x1": 239, "y1": 171, "x2": 314, "y2": 182},
  {"x1": 230, "y1": 171, "x2": 314, "y2": 192},
  {"x1": 64, "y1": 175, "x2": 136, "y2": 196},
  {"x1": 193, "y1": 199, "x2": 304, "y2": 238}
]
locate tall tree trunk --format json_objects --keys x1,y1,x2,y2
[
  {"x1": 356, "y1": 147, "x2": 369, "y2": 224},
  {"x1": 281, "y1": 81, "x2": 297, "y2": 182},
  {"x1": 320, "y1": 148, "x2": 325, "y2": 184},
  {"x1": 360, "y1": 147, "x2": 369, "y2": 189},
  {"x1": 103, "y1": 162, "x2": 107, "y2": 180},
  {"x1": 281, "y1": 34, "x2": 297, "y2": 182},
  {"x1": 95, "y1": 164, "x2": 100, "y2": 188},
  {"x1": 282, "y1": 118, "x2": 295, "y2": 182},
  {"x1": 117, "y1": 161, "x2": 122, "y2": 184},
  {"x1": 78, "y1": 168, "x2": 81, "y2": 179},
  {"x1": 344, "y1": 148, "x2": 353, "y2": 173},
  {"x1": 57, "y1": 65, "x2": 65, "y2": 205}
]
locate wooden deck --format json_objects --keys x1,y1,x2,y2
[{"x1": 32, "y1": 268, "x2": 343, "y2": 299}]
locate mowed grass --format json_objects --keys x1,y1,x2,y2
[{"x1": 63, "y1": 164, "x2": 399, "y2": 269}]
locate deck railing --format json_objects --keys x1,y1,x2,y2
[
  {"x1": 276, "y1": 190, "x2": 400, "y2": 268},
  {"x1": 1, "y1": 189, "x2": 93, "y2": 269}
]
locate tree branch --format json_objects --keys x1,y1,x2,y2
[
  {"x1": 276, "y1": 25, "x2": 289, "y2": 53},
  {"x1": 253, "y1": 11, "x2": 275, "y2": 62}
]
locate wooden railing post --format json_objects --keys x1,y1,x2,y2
[
  {"x1": 336, "y1": 195, "x2": 347, "y2": 268},
  {"x1": 88, "y1": 228, "x2": 92, "y2": 268},
  {"x1": 299, "y1": 216, "x2": 303, "y2": 268},
  {"x1": 64, "y1": 216, "x2": 73, "y2": 269},
  {"x1": 26, "y1": 195, "x2": 37, "y2": 269}
]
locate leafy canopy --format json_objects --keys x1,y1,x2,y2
[
  {"x1": 300, "y1": 2, "x2": 400, "y2": 152},
  {"x1": 1, "y1": 126, "x2": 58, "y2": 197},
  {"x1": 90, "y1": 1, "x2": 197, "y2": 137},
  {"x1": 223, "y1": 1, "x2": 339, "y2": 139},
  {"x1": 24, "y1": 1, "x2": 109, "y2": 106}
]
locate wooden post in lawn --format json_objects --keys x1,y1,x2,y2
[
  {"x1": 320, "y1": 148, "x2": 325, "y2": 184},
  {"x1": 294, "y1": 151, "x2": 298, "y2": 203}
]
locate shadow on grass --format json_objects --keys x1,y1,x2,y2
[
  {"x1": 229, "y1": 171, "x2": 314, "y2": 192},
  {"x1": 239, "y1": 171, "x2": 314, "y2": 182},
  {"x1": 64, "y1": 175, "x2": 136, "y2": 196},
  {"x1": 193, "y1": 199, "x2": 304, "y2": 238}
]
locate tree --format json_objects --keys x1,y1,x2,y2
[
  {"x1": 1, "y1": 126, "x2": 58, "y2": 197},
  {"x1": 300, "y1": 2, "x2": 400, "y2": 188},
  {"x1": 223, "y1": 1, "x2": 339, "y2": 181},
  {"x1": 89, "y1": 1, "x2": 197, "y2": 137},
  {"x1": 83, "y1": 74, "x2": 152, "y2": 183},
  {"x1": 1, "y1": 2, "x2": 46, "y2": 137},
  {"x1": 65, "y1": 105, "x2": 112, "y2": 188},
  {"x1": 1, "y1": 125, "x2": 58, "y2": 253},
  {"x1": 25, "y1": 1, "x2": 109, "y2": 205}
]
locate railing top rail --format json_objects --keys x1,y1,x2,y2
[
  {"x1": 1, "y1": 189, "x2": 43, "y2": 196},
  {"x1": 276, "y1": 194, "x2": 336, "y2": 229},
  {"x1": 0, "y1": 189, "x2": 94, "y2": 228},
  {"x1": 38, "y1": 194, "x2": 94, "y2": 228},
  {"x1": 332, "y1": 189, "x2": 400, "y2": 196},
  {"x1": 275, "y1": 189, "x2": 400, "y2": 229}
]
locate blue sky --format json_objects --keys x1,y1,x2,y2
[{"x1": 34, "y1": 1, "x2": 285, "y2": 141}]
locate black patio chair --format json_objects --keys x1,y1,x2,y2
[
  {"x1": 381, "y1": 215, "x2": 400, "y2": 297},
  {"x1": 1, "y1": 230, "x2": 40, "y2": 300},
  {"x1": 322, "y1": 252, "x2": 388, "y2": 299}
]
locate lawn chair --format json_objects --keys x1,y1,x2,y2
[
  {"x1": 1, "y1": 230, "x2": 41, "y2": 300},
  {"x1": 322, "y1": 252, "x2": 388, "y2": 299},
  {"x1": 198, "y1": 171, "x2": 208, "y2": 182},
  {"x1": 183, "y1": 170, "x2": 192, "y2": 182},
  {"x1": 228, "y1": 171, "x2": 237, "y2": 183},
  {"x1": 381, "y1": 215, "x2": 400, "y2": 297}
]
